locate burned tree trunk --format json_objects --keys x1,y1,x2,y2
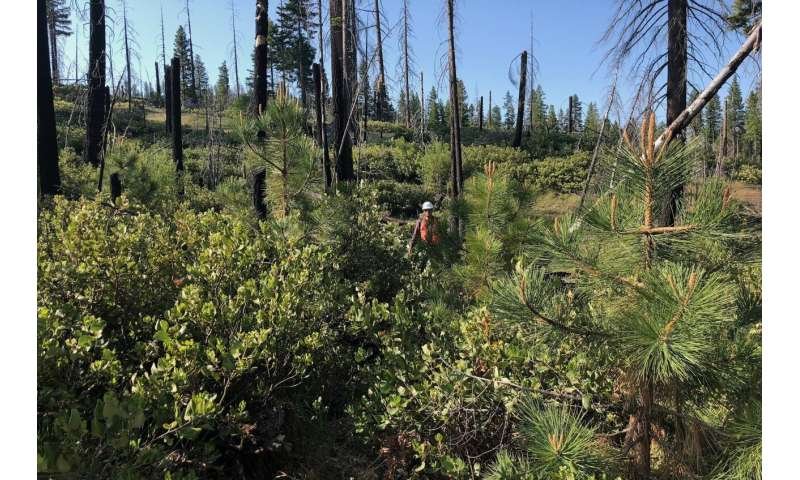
[
  {"x1": 231, "y1": 0, "x2": 241, "y2": 98},
  {"x1": 512, "y1": 50, "x2": 528, "y2": 148},
  {"x1": 123, "y1": 6, "x2": 132, "y2": 112},
  {"x1": 446, "y1": 0, "x2": 463, "y2": 201},
  {"x1": 110, "y1": 173, "x2": 122, "y2": 202},
  {"x1": 165, "y1": 65, "x2": 173, "y2": 133},
  {"x1": 171, "y1": 57, "x2": 184, "y2": 175},
  {"x1": 330, "y1": 0, "x2": 354, "y2": 182},
  {"x1": 185, "y1": 0, "x2": 197, "y2": 103},
  {"x1": 663, "y1": 0, "x2": 689, "y2": 226},
  {"x1": 84, "y1": 0, "x2": 106, "y2": 167},
  {"x1": 373, "y1": 0, "x2": 387, "y2": 122},
  {"x1": 39, "y1": 0, "x2": 61, "y2": 195},
  {"x1": 314, "y1": 63, "x2": 332, "y2": 191},
  {"x1": 344, "y1": 0, "x2": 358, "y2": 142},
  {"x1": 155, "y1": 62, "x2": 161, "y2": 105},
  {"x1": 251, "y1": 166, "x2": 268, "y2": 219},
  {"x1": 254, "y1": 0, "x2": 269, "y2": 115},
  {"x1": 478, "y1": 96, "x2": 483, "y2": 131}
]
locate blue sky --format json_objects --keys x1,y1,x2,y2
[{"x1": 61, "y1": 0, "x2": 760, "y2": 118}]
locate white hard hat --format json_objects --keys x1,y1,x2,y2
[{"x1": 422, "y1": 201, "x2": 434, "y2": 211}]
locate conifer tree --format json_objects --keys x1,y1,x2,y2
[
  {"x1": 173, "y1": 27, "x2": 194, "y2": 101},
  {"x1": 45, "y1": 0, "x2": 72, "y2": 85},
  {"x1": 546, "y1": 105, "x2": 558, "y2": 132},
  {"x1": 705, "y1": 94, "x2": 722, "y2": 148},
  {"x1": 216, "y1": 61, "x2": 231, "y2": 107},
  {"x1": 584, "y1": 102, "x2": 601, "y2": 135},
  {"x1": 570, "y1": 94, "x2": 583, "y2": 132},
  {"x1": 529, "y1": 85, "x2": 547, "y2": 132},
  {"x1": 195, "y1": 55, "x2": 210, "y2": 96},
  {"x1": 725, "y1": 76, "x2": 745, "y2": 159},
  {"x1": 502, "y1": 91, "x2": 515, "y2": 130},
  {"x1": 743, "y1": 88, "x2": 761, "y2": 164},
  {"x1": 274, "y1": 0, "x2": 316, "y2": 107},
  {"x1": 490, "y1": 105, "x2": 502, "y2": 130}
]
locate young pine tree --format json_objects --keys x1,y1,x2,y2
[
  {"x1": 502, "y1": 91, "x2": 515, "y2": 130},
  {"x1": 488, "y1": 113, "x2": 752, "y2": 478},
  {"x1": 216, "y1": 61, "x2": 231, "y2": 108}
]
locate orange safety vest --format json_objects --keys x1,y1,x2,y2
[{"x1": 420, "y1": 215, "x2": 440, "y2": 245}]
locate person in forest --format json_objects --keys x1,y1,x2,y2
[{"x1": 407, "y1": 201, "x2": 441, "y2": 254}]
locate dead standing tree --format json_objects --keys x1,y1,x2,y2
[
  {"x1": 39, "y1": 0, "x2": 61, "y2": 195},
  {"x1": 171, "y1": 56, "x2": 184, "y2": 180},
  {"x1": 512, "y1": 50, "x2": 528, "y2": 148},
  {"x1": 230, "y1": 0, "x2": 242, "y2": 98},
  {"x1": 402, "y1": 0, "x2": 412, "y2": 129},
  {"x1": 313, "y1": 63, "x2": 332, "y2": 191},
  {"x1": 164, "y1": 65, "x2": 173, "y2": 133},
  {"x1": 84, "y1": 0, "x2": 106, "y2": 167},
  {"x1": 373, "y1": 0, "x2": 388, "y2": 122},
  {"x1": 446, "y1": 0, "x2": 464, "y2": 232},
  {"x1": 330, "y1": 0, "x2": 354, "y2": 182},
  {"x1": 254, "y1": 0, "x2": 269, "y2": 116}
]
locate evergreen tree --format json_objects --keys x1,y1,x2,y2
[
  {"x1": 704, "y1": 94, "x2": 722, "y2": 148},
  {"x1": 358, "y1": 59, "x2": 373, "y2": 120},
  {"x1": 546, "y1": 105, "x2": 558, "y2": 132},
  {"x1": 570, "y1": 94, "x2": 583, "y2": 131},
  {"x1": 726, "y1": 76, "x2": 745, "y2": 147},
  {"x1": 490, "y1": 105, "x2": 502, "y2": 129},
  {"x1": 727, "y1": 0, "x2": 761, "y2": 32},
  {"x1": 688, "y1": 89, "x2": 704, "y2": 138},
  {"x1": 273, "y1": 0, "x2": 316, "y2": 105},
  {"x1": 216, "y1": 61, "x2": 231, "y2": 105},
  {"x1": 426, "y1": 87, "x2": 446, "y2": 135},
  {"x1": 173, "y1": 26, "x2": 195, "y2": 102},
  {"x1": 557, "y1": 108, "x2": 567, "y2": 132},
  {"x1": 502, "y1": 91, "x2": 515, "y2": 129},
  {"x1": 743, "y1": 88, "x2": 761, "y2": 164},
  {"x1": 46, "y1": 0, "x2": 72, "y2": 84},
  {"x1": 195, "y1": 55, "x2": 210, "y2": 96},
  {"x1": 584, "y1": 102, "x2": 600, "y2": 135},
  {"x1": 529, "y1": 85, "x2": 547, "y2": 132}
]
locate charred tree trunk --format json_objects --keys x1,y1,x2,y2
[
  {"x1": 446, "y1": 0, "x2": 463, "y2": 203},
  {"x1": 84, "y1": 0, "x2": 106, "y2": 167},
  {"x1": 663, "y1": 0, "x2": 689, "y2": 226},
  {"x1": 330, "y1": 0, "x2": 354, "y2": 182},
  {"x1": 344, "y1": 0, "x2": 358, "y2": 142},
  {"x1": 155, "y1": 62, "x2": 161, "y2": 105},
  {"x1": 314, "y1": 63, "x2": 332, "y2": 191},
  {"x1": 39, "y1": 0, "x2": 61, "y2": 195},
  {"x1": 402, "y1": 0, "x2": 411, "y2": 129},
  {"x1": 171, "y1": 57, "x2": 184, "y2": 176},
  {"x1": 110, "y1": 172, "x2": 122, "y2": 202},
  {"x1": 165, "y1": 65, "x2": 173, "y2": 133},
  {"x1": 254, "y1": 0, "x2": 269, "y2": 116},
  {"x1": 512, "y1": 51, "x2": 528, "y2": 148},
  {"x1": 160, "y1": 7, "x2": 167, "y2": 68},
  {"x1": 478, "y1": 95, "x2": 483, "y2": 131},
  {"x1": 251, "y1": 167, "x2": 267, "y2": 219},
  {"x1": 373, "y1": 0, "x2": 387, "y2": 122}
]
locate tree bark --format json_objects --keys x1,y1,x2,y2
[
  {"x1": 568, "y1": 95, "x2": 574, "y2": 133},
  {"x1": 39, "y1": 0, "x2": 61, "y2": 195},
  {"x1": 373, "y1": 0, "x2": 387, "y2": 122},
  {"x1": 344, "y1": 0, "x2": 358, "y2": 142},
  {"x1": 251, "y1": 166, "x2": 267, "y2": 219},
  {"x1": 512, "y1": 51, "x2": 527, "y2": 148},
  {"x1": 123, "y1": 7, "x2": 133, "y2": 113},
  {"x1": 47, "y1": 7, "x2": 60, "y2": 85},
  {"x1": 171, "y1": 57, "x2": 184, "y2": 175},
  {"x1": 330, "y1": 0, "x2": 354, "y2": 182},
  {"x1": 446, "y1": 0, "x2": 463, "y2": 200},
  {"x1": 155, "y1": 62, "x2": 162, "y2": 105},
  {"x1": 314, "y1": 63, "x2": 332, "y2": 191},
  {"x1": 254, "y1": 0, "x2": 269, "y2": 116},
  {"x1": 165, "y1": 65, "x2": 173, "y2": 133},
  {"x1": 663, "y1": 0, "x2": 688, "y2": 226},
  {"x1": 84, "y1": 0, "x2": 106, "y2": 167},
  {"x1": 185, "y1": 0, "x2": 197, "y2": 103},
  {"x1": 110, "y1": 172, "x2": 122, "y2": 202}
]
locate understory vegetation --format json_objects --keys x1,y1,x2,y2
[{"x1": 38, "y1": 88, "x2": 761, "y2": 479}]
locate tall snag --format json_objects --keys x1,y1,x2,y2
[
  {"x1": 165, "y1": 65, "x2": 173, "y2": 133},
  {"x1": 663, "y1": 0, "x2": 688, "y2": 225},
  {"x1": 171, "y1": 57, "x2": 184, "y2": 177},
  {"x1": 230, "y1": 0, "x2": 242, "y2": 98},
  {"x1": 84, "y1": 0, "x2": 106, "y2": 167},
  {"x1": 39, "y1": 0, "x2": 61, "y2": 195},
  {"x1": 512, "y1": 50, "x2": 527, "y2": 148},
  {"x1": 330, "y1": 0, "x2": 354, "y2": 182},
  {"x1": 446, "y1": 0, "x2": 463, "y2": 208},
  {"x1": 373, "y1": 0, "x2": 388, "y2": 122},
  {"x1": 184, "y1": 0, "x2": 197, "y2": 103},
  {"x1": 155, "y1": 62, "x2": 161, "y2": 105},
  {"x1": 402, "y1": 0, "x2": 411, "y2": 128},
  {"x1": 313, "y1": 63, "x2": 332, "y2": 191},
  {"x1": 254, "y1": 1, "x2": 269, "y2": 116},
  {"x1": 122, "y1": 2, "x2": 133, "y2": 112}
]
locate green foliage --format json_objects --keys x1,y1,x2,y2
[
  {"x1": 368, "y1": 180, "x2": 432, "y2": 218},
  {"x1": 510, "y1": 151, "x2": 589, "y2": 193},
  {"x1": 736, "y1": 165, "x2": 761, "y2": 185},
  {"x1": 356, "y1": 138, "x2": 421, "y2": 182},
  {"x1": 420, "y1": 142, "x2": 452, "y2": 196}
]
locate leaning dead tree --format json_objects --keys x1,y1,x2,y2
[
  {"x1": 254, "y1": 0, "x2": 269, "y2": 115},
  {"x1": 578, "y1": 72, "x2": 619, "y2": 211},
  {"x1": 512, "y1": 50, "x2": 528, "y2": 148},
  {"x1": 446, "y1": 0, "x2": 463, "y2": 208},
  {"x1": 330, "y1": 0, "x2": 354, "y2": 182},
  {"x1": 84, "y1": 0, "x2": 106, "y2": 167},
  {"x1": 39, "y1": 0, "x2": 61, "y2": 195},
  {"x1": 654, "y1": 22, "x2": 762, "y2": 156}
]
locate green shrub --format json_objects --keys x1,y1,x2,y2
[
  {"x1": 368, "y1": 180, "x2": 432, "y2": 218},
  {"x1": 57, "y1": 147, "x2": 97, "y2": 199},
  {"x1": 464, "y1": 144, "x2": 528, "y2": 176},
  {"x1": 367, "y1": 120, "x2": 414, "y2": 139},
  {"x1": 356, "y1": 138, "x2": 421, "y2": 182},
  {"x1": 511, "y1": 151, "x2": 590, "y2": 193},
  {"x1": 735, "y1": 164, "x2": 761, "y2": 185},
  {"x1": 420, "y1": 142, "x2": 452, "y2": 196}
]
